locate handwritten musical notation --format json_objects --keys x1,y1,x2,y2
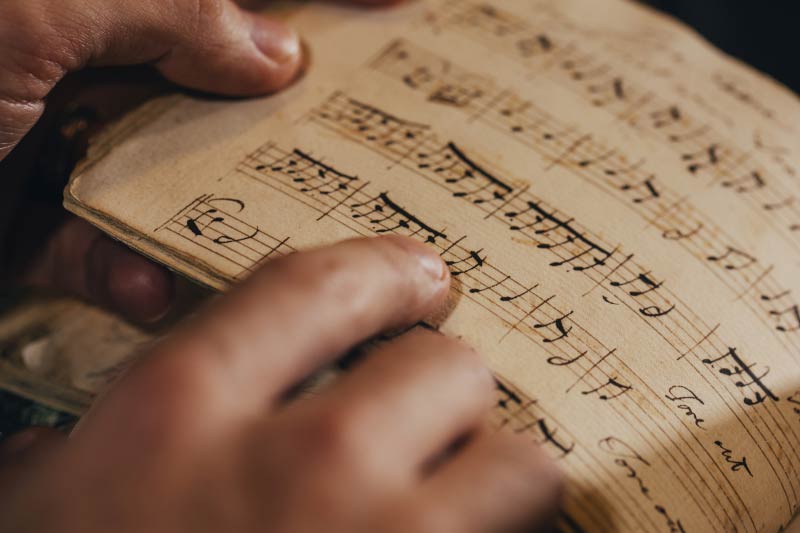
[
  {"x1": 713, "y1": 73, "x2": 793, "y2": 132},
  {"x1": 229, "y1": 129, "x2": 788, "y2": 530},
  {"x1": 68, "y1": 1, "x2": 800, "y2": 530},
  {"x1": 530, "y1": 0, "x2": 794, "y2": 136},
  {"x1": 309, "y1": 91, "x2": 783, "y2": 407},
  {"x1": 369, "y1": 38, "x2": 800, "y2": 370},
  {"x1": 155, "y1": 194, "x2": 295, "y2": 282},
  {"x1": 426, "y1": 0, "x2": 800, "y2": 253},
  {"x1": 237, "y1": 142, "x2": 641, "y2": 403},
  {"x1": 494, "y1": 378, "x2": 657, "y2": 532},
  {"x1": 494, "y1": 379, "x2": 575, "y2": 457},
  {"x1": 300, "y1": 92, "x2": 800, "y2": 523}
]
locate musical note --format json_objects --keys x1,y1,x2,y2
[
  {"x1": 504, "y1": 199, "x2": 616, "y2": 271},
  {"x1": 469, "y1": 275, "x2": 512, "y2": 295},
  {"x1": 620, "y1": 176, "x2": 660, "y2": 203},
  {"x1": 763, "y1": 197, "x2": 796, "y2": 211},
  {"x1": 497, "y1": 96, "x2": 534, "y2": 134},
  {"x1": 434, "y1": 142, "x2": 515, "y2": 205},
  {"x1": 588, "y1": 76, "x2": 628, "y2": 107},
  {"x1": 611, "y1": 271, "x2": 664, "y2": 297},
  {"x1": 561, "y1": 54, "x2": 608, "y2": 83},
  {"x1": 581, "y1": 378, "x2": 632, "y2": 401},
  {"x1": 753, "y1": 129, "x2": 797, "y2": 177},
  {"x1": 702, "y1": 347, "x2": 778, "y2": 406},
  {"x1": 761, "y1": 289, "x2": 791, "y2": 302},
  {"x1": 352, "y1": 192, "x2": 447, "y2": 243},
  {"x1": 537, "y1": 418, "x2": 575, "y2": 457},
  {"x1": 403, "y1": 65, "x2": 438, "y2": 89},
  {"x1": 314, "y1": 93, "x2": 432, "y2": 153},
  {"x1": 184, "y1": 197, "x2": 258, "y2": 244},
  {"x1": 442, "y1": 245, "x2": 487, "y2": 276},
  {"x1": 715, "y1": 73, "x2": 784, "y2": 126},
  {"x1": 159, "y1": 194, "x2": 294, "y2": 280},
  {"x1": 666, "y1": 125, "x2": 712, "y2": 144},
  {"x1": 533, "y1": 311, "x2": 574, "y2": 343},
  {"x1": 650, "y1": 105, "x2": 682, "y2": 128},
  {"x1": 575, "y1": 149, "x2": 618, "y2": 169},
  {"x1": 547, "y1": 350, "x2": 587, "y2": 367},
  {"x1": 707, "y1": 246, "x2": 757, "y2": 271},
  {"x1": 769, "y1": 305, "x2": 800, "y2": 333},
  {"x1": 500, "y1": 284, "x2": 539, "y2": 302},
  {"x1": 429, "y1": 81, "x2": 487, "y2": 108},
  {"x1": 639, "y1": 303, "x2": 676, "y2": 318},
  {"x1": 662, "y1": 222, "x2": 703, "y2": 241},
  {"x1": 286, "y1": 150, "x2": 358, "y2": 195},
  {"x1": 516, "y1": 34, "x2": 554, "y2": 57},
  {"x1": 682, "y1": 144, "x2": 721, "y2": 174},
  {"x1": 721, "y1": 171, "x2": 766, "y2": 194},
  {"x1": 494, "y1": 380, "x2": 574, "y2": 457},
  {"x1": 787, "y1": 391, "x2": 800, "y2": 416}
]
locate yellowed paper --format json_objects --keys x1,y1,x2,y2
[
  {"x1": 0, "y1": 296, "x2": 152, "y2": 415},
  {"x1": 65, "y1": 0, "x2": 800, "y2": 530}
]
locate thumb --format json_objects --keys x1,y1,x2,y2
[
  {"x1": 38, "y1": 0, "x2": 302, "y2": 95},
  {"x1": 0, "y1": 0, "x2": 302, "y2": 160},
  {"x1": 21, "y1": 217, "x2": 175, "y2": 324}
]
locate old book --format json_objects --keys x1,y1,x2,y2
[
  {"x1": 64, "y1": 0, "x2": 800, "y2": 530},
  {"x1": 0, "y1": 293, "x2": 153, "y2": 415}
]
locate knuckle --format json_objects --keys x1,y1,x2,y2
[
  {"x1": 305, "y1": 407, "x2": 366, "y2": 462},
  {"x1": 400, "y1": 503, "x2": 460, "y2": 533},
  {"x1": 426, "y1": 332, "x2": 494, "y2": 391},
  {"x1": 0, "y1": 2, "x2": 70, "y2": 100},
  {"x1": 496, "y1": 432, "x2": 565, "y2": 494},
  {"x1": 127, "y1": 343, "x2": 224, "y2": 422}
]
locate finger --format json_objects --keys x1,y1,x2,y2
[
  {"x1": 294, "y1": 329, "x2": 493, "y2": 480},
  {"x1": 142, "y1": 236, "x2": 450, "y2": 413},
  {"x1": 0, "y1": 427, "x2": 66, "y2": 464},
  {"x1": 0, "y1": 0, "x2": 302, "y2": 160},
  {"x1": 22, "y1": 0, "x2": 301, "y2": 95},
  {"x1": 22, "y1": 217, "x2": 174, "y2": 324},
  {"x1": 415, "y1": 430, "x2": 564, "y2": 533}
]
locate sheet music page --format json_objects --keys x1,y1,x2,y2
[{"x1": 65, "y1": 0, "x2": 800, "y2": 530}]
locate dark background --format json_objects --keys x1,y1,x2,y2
[{"x1": 642, "y1": 0, "x2": 800, "y2": 94}]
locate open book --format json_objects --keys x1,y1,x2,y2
[{"x1": 64, "y1": 0, "x2": 800, "y2": 530}]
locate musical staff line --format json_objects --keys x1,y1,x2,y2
[
  {"x1": 236, "y1": 137, "x2": 760, "y2": 530},
  {"x1": 305, "y1": 93, "x2": 800, "y2": 527},
  {"x1": 429, "y1": 0, "x2": 800, "y2": 257},
  {"x1": 369, "y1": 37, "x2": 800, "y2": 370},
  {"x1": 156, "y1": 194, "x2": 296, "y2": 280}
]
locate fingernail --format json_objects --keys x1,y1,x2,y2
[
  {"x1": 388, "y1": 236, "x2": 449, "y2": 283},
  {"x1": 251, "y1": 18, "x2": 301, "y2": 65}
]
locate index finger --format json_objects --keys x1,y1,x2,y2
[{"x1": 135, "y1": 236, "x2": 450, "y2": 415}]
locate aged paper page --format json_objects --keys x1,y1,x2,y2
[
  {"x1": 66, "y1": 0, "x2": 800, "y2": 531},
  {"x1": 0, "y1": 295, "x2": 152, "y2": 415}
]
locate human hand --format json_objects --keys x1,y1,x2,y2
[
  {"x1": 0, "y1": 236, "x2": 563, "y2": 533},
  {"x1": 0, "y1": 0, "x2": 393, "y2": 323}
]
